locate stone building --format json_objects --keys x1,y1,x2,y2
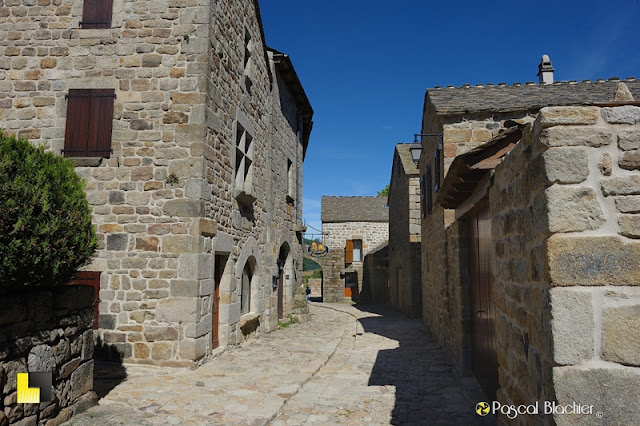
[
  {"x1": 387, "y1": 144, "x2": 422, "y2": 318},
  {"x1": 0, "y1": 0, "x2": 313, "y2": 367},
  {"x1": 417, "y1": 56, "x2": 640, "y2": 424},
  {"x1": 319, "y1": 196, "x2": 389, "y2": 303}
]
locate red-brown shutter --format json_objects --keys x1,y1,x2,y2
[
  {"x1": 89, "y1": 89, "x2": 114, "y2": 158},
  {"x1": 64, "y1": 89, "x2": 91, "y2": 157},
  {"x1": 67, "y1": 271, "x2": 101, "y2": 330},
  {"x1": 81, "y1": 0, "x2": 113, "y2": 29},
  {"x1": 345, "y1": 239, "x2": 353, "y2": 264}
]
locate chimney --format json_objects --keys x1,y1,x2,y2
[{"x1": 537, "y1": 54, "x2": 555, "y2": 84}]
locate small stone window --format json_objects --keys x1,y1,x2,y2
[
  {"x1": 81, "y1": 0, "x2": 113, "y2": 29},
  {"x1": 235, "y1": 122, "x2": 254, "y2": 201},
  {"x1": 63, "y1": 89, "x2": 115, "y2": 159},
  {"x1": 240, "y1": 262, "x2": 253, "y2": 315},
  {"x1": 286, "y1": 159, "x2": 295, "y2": 204},
  {"x1": 242, "y1": 28, "x2": 254, "y2": 94},
  {"x1": 345, "y1": 239, "x2": 363, "y2": 263}
]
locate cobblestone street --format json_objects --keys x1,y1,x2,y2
[{"x1": 66, "y1": 304, "x2": 491, "y2": 425}]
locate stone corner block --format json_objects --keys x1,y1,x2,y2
[
  {"x1": 536, "y1": 186, "x2": 605, "y2": 234},
  {"x1": 538, "y1": 125, "x2": 612, "y2": 148},
  {"x1": 541, "y1": 147, "x2": 589, "y2": 184},
  {"x1": 602, "y1": 304, "x2": 640, "y2": 366},
  {"x1": 553, "y1": 365, "x2": 640, "y2": 425},
  {"x1": 546, "y1": 235, "x2": 640, "y2": 286},
  {"x1": 537, "y1": 106, "x2": 599, "y2": 129},
  {"x1": 162, "y1": 199, "x2": 204, "y2": 217},
  {"x1": 550, "y1": 288, "x2": 594, "y2": 365},
  {"x1": 198, "y1": 218, "x2": 218, "y2": 237},
  {"x1": 156, "y1": 297, "x2": 200, "y2": 323},
  {"x1": 162, "y1": 235, "x2": 202, "y2": 253},
  {"x1": 601, "y1": 106, "x2": 640, "y2": 125},
  {"x1": 178, "y1": 336, "x2": 207, "y2": 360}
]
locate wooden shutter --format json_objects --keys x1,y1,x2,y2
[
  {"x1": 64, "y1": 89, "x2": 114, "y2": 158},
  {"x1": 345, "y1": 239, "x2": 353, "y2": 264},
  {"x1": 420, "y1": 175, "x2": 425, "y2": 218},
  {"x1": 434, "y1": 148, "x2": 441, "y2": 192},
  {"x1": 81, "y1": 0, "x2": 113, "y2": 29},
  {"x1": 89, "y1": 89, "x2": 114, "y2": 158},
  {"x1": 64, "y1": 89, "x2": 91, "y2": 157}
]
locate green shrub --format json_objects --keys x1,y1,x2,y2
[{"x1": 0, "y1": 131, "x2": 97, "y2": 290}]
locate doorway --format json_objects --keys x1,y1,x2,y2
[
  {"x1": 212, "y1": 254, "x2": 227, "y2": 350},
  {"x1": 467, "y1": 199, "x2": 498, "y2": 399}
]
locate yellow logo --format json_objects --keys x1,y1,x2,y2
[
  {"x1": 17, "y1": 372, "x2": 52, "y2": 404},
  {"x1": 476, "y1": 402, "x2": 490, "y2": 416}
]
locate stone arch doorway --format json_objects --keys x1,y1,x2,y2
[{"x1": 277, "y1": 243, "x2": 292, "y2": 320}]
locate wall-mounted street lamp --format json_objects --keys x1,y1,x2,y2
[{"x1": 409, "y1": 143, "x2": 422, "y2": 165}]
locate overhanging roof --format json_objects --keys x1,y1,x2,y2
[{"x1": 438, "y1": 126, "x2": 523, "y2": 209}]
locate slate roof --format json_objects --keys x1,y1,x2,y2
[
  {"x1": 321, "y1": 196, "x2": 389, "y2": 223},
  {"x1": 427, "y1": 78, "x2": 640, "y2": 115},
  {"x1": 395, "y1": 144, "x2": 419, "y2": 176}
]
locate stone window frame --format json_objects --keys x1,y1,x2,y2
[
  {"x1": 242, "y1": 25, "x2": 254, "y2": 94},
  {"x1": 286, "y1": 158, "x2": 295, "y2": 205},
  {"x1": 233, "y1": 111, "x2": 256, "y2": 203}
]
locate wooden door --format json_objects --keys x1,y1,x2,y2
[
  {"x1": 467, "y1": 200, "x2": 498, "y2": 399},
  {"x1": 212, "y1": 255, "x2": 225, "y2": 349},
  {"x1": 278, "y1": 272, "x2": 284, "y2": 320}
]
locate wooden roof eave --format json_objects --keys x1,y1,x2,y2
[{"x1": 436, "y1": 126, "x2": 523, "y2": 209}]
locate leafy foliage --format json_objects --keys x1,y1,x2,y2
[
  {"x1": 303, "y1": 257, "x2": 321, "y2": 271},
  {"x1": 377, "y1": 184, "x2": 390, "y2": 197},
  {"x1": 0, "y1": 132, "x2": 97, "y2": 289}
]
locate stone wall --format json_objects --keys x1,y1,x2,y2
[
  {"x1": 490, "y1": 105, "x2": 640, "y2": 425},
  {"x1": 0, "y1": 0, "x2": 308, "y2": 366},
  {"x1": 421, "y1": 206, "x2": 470, "y2": 372},
  {"x1": 388, "y1": 148, "x2": 422, "y2": 317},
  {"x1": 0, "y1": 286, "x2": 96, "y2": 425}
]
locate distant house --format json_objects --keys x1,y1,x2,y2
[
  {"x1": 320, "y1": 196, "x2": 389, "y2": 303},
  {"x1": 417, "y1": 55, "x2": 640, "y2": 423},
  {"x1": 387, "y1": 144, "x2": 422, "y2": 318}
]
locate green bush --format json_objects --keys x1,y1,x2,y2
[{"x1": 0, "y1": 131, "x2": 97, "y2": 290}]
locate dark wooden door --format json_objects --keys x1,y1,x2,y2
[
  {"x1": 467, "y1": 200, "x2": 498, "y2": 399},
  {"x1": 278, "y1": 272, "x2": 284, "y2": 320},
  {"x1": 212, "y1": 255, "x2": 225, "y2": 349}
]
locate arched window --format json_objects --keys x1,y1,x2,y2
[{"x1": 241, "y1": 262, "x2": 252, "y2": 314}]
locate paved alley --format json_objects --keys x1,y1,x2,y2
[{"x1": 66, "y1": 304, "x2": 490, "y2": 425}]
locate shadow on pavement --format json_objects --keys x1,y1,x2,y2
[
  {"x1": 93, "y1": 336, "x2": 128, "y2": 399},
  {"x1": 354, "y1": 303, "x2": 495, "y2": 425}
]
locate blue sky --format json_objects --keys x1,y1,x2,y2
[{"x1": 259, "y1": 0, "x2": 640, "y2": 235}]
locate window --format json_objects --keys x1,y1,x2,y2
[
  {"x1": 81, "y1": 0, "x2": 113, "y2": 29},
  {"x1": 235, "y1": 123, "x2": 254, "y2": 195},
  {"x1": 241, "y1": 263, "x2": 252, "y2": 314},
  {"x1": 286, "y1": 159, "x2": 295, "y2": 203},
  {"x1": 352, "y1": 239, "x2": 363, "y2": 262},
  {"x1": 64, "y1": 89, "x2": 115, "y2": 158},
  {"x1": 345, "y1": 239, "x2": 363, "y2": 264},
  {"x1": 242, "y1": 28, "x2": 253, "y2": 94}
]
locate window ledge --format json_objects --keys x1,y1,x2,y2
[
  {"x1": 239, "y1": 312, "x2": 260, "y2": 335},
  {"x1": 235, "y1": 189, "x2": 257, "y2": 206},
  {"x1": 68, "y1": 157, "x2": 103, "y2": 167}
]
